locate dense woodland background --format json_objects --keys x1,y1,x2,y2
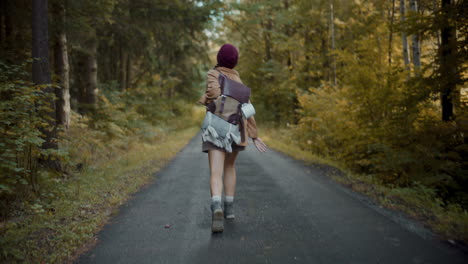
[
  {"x1": 1, "y1": 0, "x2": 218, "y2": 209},
  {"x1": 0, "y1": 0, "x2": 467, "y2": 261},
  {"x1": 223, "y1": 0, "x2": 467, "y2": 205}
]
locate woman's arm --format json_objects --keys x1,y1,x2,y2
[
  {"x1": 253, "y1": 137, "x2": 268, "y2": 153},
  {"x1": 247, "y1": 116, "x2": 268, "y2": 152},
  {"x1": 246, "y1": 115, "x2": 258, "y2": 139}
]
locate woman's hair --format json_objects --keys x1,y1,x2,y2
[{"x1": 216, "y1": 44, "x2": 238, "y2": 69}]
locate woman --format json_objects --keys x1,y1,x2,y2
[{"x1": 198, "y1": 44, "x2": 268, "y2": 232}]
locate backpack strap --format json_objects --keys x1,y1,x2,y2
[
  {"x1": 238, "y1": 103, "x2": 245, "y2": 141},
  {"x1": 215, "y1": 68, "x2": 226, "y2": 114},
  {"x1": 219, "y1": 95, "x2": 226, "y2": 114},
  {"x1": 214, "y1": 68, "x2": 226, "y2": 94}
]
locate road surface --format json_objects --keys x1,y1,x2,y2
[{"x1": 77, "y1": 133, "x2": 467, "y2": 264}]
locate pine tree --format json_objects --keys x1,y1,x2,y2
[{"x1": 32, "y1": 0, "x2": 60, "y2": 170}]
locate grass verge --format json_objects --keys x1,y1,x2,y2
[
  {"x1": 261, "y1": 126, "x2": 468, "y2": 245},
  {"x1": 0, "y1": 126, "x2": 198, "y2": 263}
]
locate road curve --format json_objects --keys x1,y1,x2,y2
[{"x1": 77, "y1": 133, "x2": 467, "y2": 264}]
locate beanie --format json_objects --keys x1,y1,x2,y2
[{"x1": 216, "y1": 44, "x2": 239, "y2": 69}]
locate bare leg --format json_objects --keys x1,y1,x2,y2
[
  {"x1": 224, "y1": 151, "x2": 239, "y2": 197},
  {"x1": 208, "y1": 150, "x2": 225, "y2": 197}
]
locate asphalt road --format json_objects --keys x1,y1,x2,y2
[{"x1": 77, "y1": 133, "x2": 467, "y2": 264}]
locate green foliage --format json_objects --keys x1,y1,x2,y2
[
  {"x1": 0, "y1": 0, "x2": 217, "y2": 262},
  {"x1": 291, "y1": 0, "x2": 467, "y2": 206},
  {"x1": 76, "y1": 0, "x2": 223, "y2": 97},
  {"x1": 220, "y1": 0, "x2": 467, "y2": 209},
  {"x1": 1, "y1": 124, "x2": 198, "y2": 263},
  {"x1": 1, "y1": 0, "x2": 214, "y2": 247},
  {"x1": 0, "y1": 59, "x2": 203, "y2": 262},
  {"x1": 223, "y1": 0, "x2": 303, "y2": 124},
  {"x1": 0, "y1": 60, "x2": 203, "y2": 262},
  {"x1": 92, "y1": 80, "x2": 201, "y2": 136},
  {"x1": 0, "y1": 61, "x2": 64, "y2": 205}
]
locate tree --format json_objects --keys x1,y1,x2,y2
[
  {"x1": 400, "y1": 0, "x2": 410, "y2": 70},
  {"x1": 75, "y1": 39, "x2": 98, "y2": 115},
  {"x1": 330, "y1": 0, "x2": 337, "y2": 86},
  {"x1": 0, "y1": 0, "x2": 13, "y2": 54},
  {"x1": 32, "y1": 0, "x2": 59, "y2": 169},
  {"x1": 52, "y1": 0, "x2": 71, "y2": 128},
  {"x1": 409, "y1": 0, "x2": 421, "y2": 70},
  {"x1": 388, "y1": 0, "x2": 396, "y2": 66},
  {"x1": 439, "y1": 0, "x2": 458, "y2": 121}
]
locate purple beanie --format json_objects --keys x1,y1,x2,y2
[{"x1": 217, "y1": 44, "x2": 239, "y2": 69}]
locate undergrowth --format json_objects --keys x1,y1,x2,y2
[
  {"x1": 0, "y1": 73, "x2": 205, "y2": 262},
  {"x1": 0, "y1": 119, "x2": 199, "y2": 263}
]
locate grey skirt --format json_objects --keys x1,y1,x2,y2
[{"x1": 202, "y1": 141, "x2": 246, "y2": 153}]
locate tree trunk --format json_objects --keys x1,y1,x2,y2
[
  {"x1": 409, "y1": 0, "x2": 421, "y2": 70},
  {"x1": 261, "y1": 17, "x2": 273, "y2": 62},
  {"x1": 114, "y1": 46, "x2": 119, "y2": 83},
  {"x1": 76, "y1": 39, "x2": 98, "y2": 115},
  {"x1": 330, "y1": 0, "x2": 337, "y2": 86},
  {"x1": 400, "y1": 0, "x2": 410, "y2": 70},
  {"x1": 69, "y1": 54, "x2": 78, "y2": 112},
  {"x1": 321, "y1": 30, "x2": 330, "y2": 82},
  {"x1": 33, "y1": 0, "x2": 51, "y2": 86},
  {"x1": 126, "y1": 53, "x2": 132, "y2": 89},
  {"x1": 4, "y1": 0, "x2": 12, "y2": 47},
  {"x1": 0, "y1": 0, "x2": 13, "y2": 57},
  {"x1": 119, "y1": 45, "x2": 128, "y2": 91},
  {"x1": 85, "y1": 40, "x2": 98, "y2": 111},
  {"x1": 303, "y1": 28, "x2": 312, "y2": 83},
  {"x1": 284, "y1": 0, "x2": 293, "y2": 70},
  {"x1": 32, "y1": 0, "x2": 60, "y2": 170},
  {"x1": 53, "y1": 1, "x2": 71, "y2": 129},
  {"x1": 440, "y1": 0, "x2": 458, "y2": 121},
  {"x1": 388, "y1": 0, "x2": 396, "y2": 66},
  {"x1": 433, "y1": 0, "x2": 441, "y2": 47},
  {"x1": 0, "y1": 0, "x2": 4, "y2": 47},
  {"x1": 75, "y1": 52, "x2": 85, "y2": 114}
]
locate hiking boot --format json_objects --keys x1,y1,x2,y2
[
  {"x1": 211, "y1": 200, "x2": 224, "y2": 232},
  {"x1": 224, "y1": 201, "x2": 235, "y2": 219}
]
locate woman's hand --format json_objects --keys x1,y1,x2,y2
[{"x1": 252, "y1": 137, "x2": 268, "y2": 153}]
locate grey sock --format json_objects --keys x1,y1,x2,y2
[{"x1": 211, "y1": 196, "x2": 222, "y2": 203}]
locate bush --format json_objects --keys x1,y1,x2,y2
[
  {"x1": 0, "y1": 61, "x2": 65, "y2": 216},
  {"x1": 0, "y1": 61, "x2": 204, "y2": 220},
  {"x1": 293, "y1": 56, "x2": 468, "y2": 207}
]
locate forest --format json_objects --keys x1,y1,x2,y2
[
  {"x1": 1, "y1": 0, "x2": 467, "y2": 262},
  {"x1": 227, "y1": 0, "x2": 467, "y2": 200}
]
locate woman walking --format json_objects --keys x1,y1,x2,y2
[{"x1": 198, "y1": 44, "x2": 268, "y2": 232}]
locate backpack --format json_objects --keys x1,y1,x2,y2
[{"x1": 201, "y1": 69, "x2": 255, "y2": 152}]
